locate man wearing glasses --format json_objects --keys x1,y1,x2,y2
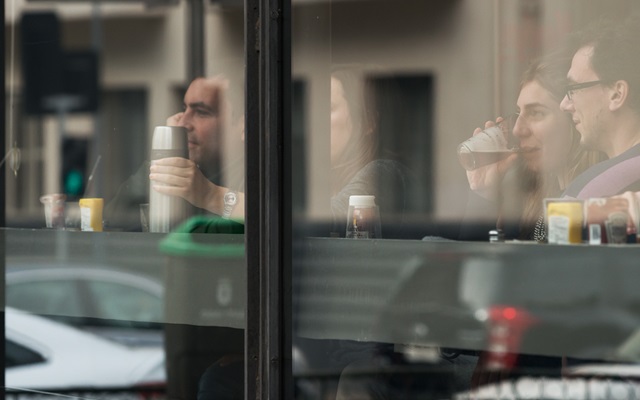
[{"x1": 559, "y1": 15, "x2": 640, "y2": 199}]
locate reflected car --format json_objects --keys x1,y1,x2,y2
[
  {"x1": 6, "y1": 263, "x2": 164, "y2": 346},
  {"x1": 5, "y1": 307, "x2": 166, "y2": 396}
]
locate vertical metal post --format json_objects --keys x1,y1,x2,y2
[
  {"x1": 245, "y1": 0, "x2": 291, "y2": 398},
  {"x1": 90, "y1": 0, "x2": 104, "y2": 197},
  {"x1": 1, "y1": 2, "x2": 6, "y2": 399},
  {"x1": 493, "y1": 0, "x2": 502, "y2": 116},
  {"x1": 188, "y1": 0, "x2": 205, "y2": 80},
  {"x1": 1, "y1": 0, "x2": 7, "y2": 228}
]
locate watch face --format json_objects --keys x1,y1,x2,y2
[{"x1": 225, "y1": 191, "x2": 238, "y2": 205}]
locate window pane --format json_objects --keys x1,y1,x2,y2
[
  {"x1": 292, "y1": 1, "x2": 640, "y2": 399},
  {"x1": 4, "y1": 1, "x2": 247, "y2": 398}
]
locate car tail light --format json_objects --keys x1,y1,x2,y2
[
  {"x1": 484, "y1": 306, "x2": 538, "y2": 372},
  {"x1": 133, "y1": 382, "x2": 166, "y2": 400}
]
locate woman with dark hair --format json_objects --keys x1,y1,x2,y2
[
  {"x1": 462, "y1": 53, "x2": 605, "y2": 241},
  {"x1": 330, "y1": 68, "x2": 379, "y2": 193},
  {"x1": 329, "y1": 67, "x2": 412, "y2": 237}
]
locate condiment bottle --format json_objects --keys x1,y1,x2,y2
[{"x1": 345, "y1": 195, "x2": 382, "y2": 239}]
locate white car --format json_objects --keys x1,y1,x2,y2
[
  {"x1": 6, "y1": 307, "x2": 165, "y2": 394},
  {"x1": 6, "y1": 264, "x2": 164, "y2": 324},
  {"x1": 6, "y1": 264, "x2": 164, "y2": 346}
]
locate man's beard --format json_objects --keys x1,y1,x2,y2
[{"x1": 193, "y1": 151, "x2": 221, "y2": 180}]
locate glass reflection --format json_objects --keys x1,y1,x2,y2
[
  {"x1": 5, "y1": 1, "x2": 246, "y2": 398},
  {"x1": 293, "y1": 1, "x2": 640, "y2": 400}
]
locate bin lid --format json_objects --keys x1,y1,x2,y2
[{"x1": 159, "y1": 216, "x2": 244, "y2": 259}]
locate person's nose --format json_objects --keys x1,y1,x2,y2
[
  {"x1": 560, "y1": 94, "x2": 574, "y2": 113},
  {"x1": 180, "y1": 110, "x2": 194, "y2": 130},
  {"x1": 512, "y1": 114, "x2": 529, "y2": 138}
]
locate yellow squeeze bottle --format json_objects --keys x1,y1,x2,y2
[{"x1": 79, "y1": 198, "x2": 104, "y2": 232}]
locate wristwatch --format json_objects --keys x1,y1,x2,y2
[{"x1": 222, "y1": 190, "x2": 238, "y2": 219}]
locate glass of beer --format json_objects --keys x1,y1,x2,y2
[{"x1": 457, "y1": 115, "x2": 520, "y2": 171}]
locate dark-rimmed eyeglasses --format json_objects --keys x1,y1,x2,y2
[{"x1": 565, "y1": 80, "x2": 603, "y2": 100}]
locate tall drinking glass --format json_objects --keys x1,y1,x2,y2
[{"x1": 457, "y1": 115, "x2": 520, "y2": 171}]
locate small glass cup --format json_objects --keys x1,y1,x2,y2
[
  {"x1": 345, "y1": 195, "x2": 382, "y2": 239},
  {"x1": 40, "y1": 193, "x2": 67, "y2": 229},
  {"x1": 457, "y1": 115, "x2": 520, "y2": 171}
]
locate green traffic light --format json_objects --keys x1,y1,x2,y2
[{"x1": 65, "y1": 169, "x2": 84, "y2": 196}]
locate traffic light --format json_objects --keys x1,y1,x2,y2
[
  {"x1": 62, "y1": 138, "x2": 88, "y2": 199},
  {"x1": 21, "y1": 12, "x2": 63, "y2": 115},
  {"x1": 21, "y1": 12, "x2": 99, "y2": 115}
]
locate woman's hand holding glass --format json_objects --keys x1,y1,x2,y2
[{"x1": 464, "y1": 117, "x2": 519, "y2": 200}]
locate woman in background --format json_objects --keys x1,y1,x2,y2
[{"x1": 329, "y1": 66, "x2": 412, "y2": 237}]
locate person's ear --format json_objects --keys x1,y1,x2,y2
[{"x1": 609, "y1": 80, "x2": 629, "y2": 111}]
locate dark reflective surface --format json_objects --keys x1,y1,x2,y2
[{"x1": 3, "y1": 229, "x2": 245, "y2": 399}]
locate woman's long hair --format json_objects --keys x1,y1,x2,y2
[
  {"x1": 515, "y1": 55, "x2": 606, "y2": 238},
  {"x1": 330, "y1": 67, "x2": 379, "y2": 194}
]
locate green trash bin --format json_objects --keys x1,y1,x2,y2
[{"x1": 159, "y1": 216, "x2": 245, "y2": 400}]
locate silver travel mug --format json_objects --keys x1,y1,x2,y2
[{"x1": 149, "y1": 126, "x2": 192, "y2": 233}]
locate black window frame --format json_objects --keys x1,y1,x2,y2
[
  {"x1": 244, "y1": 0, "x2": 292, "y2": 399},
  {"x1": 1, "y1": 1, "x2": 6, "y2": 397}
]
